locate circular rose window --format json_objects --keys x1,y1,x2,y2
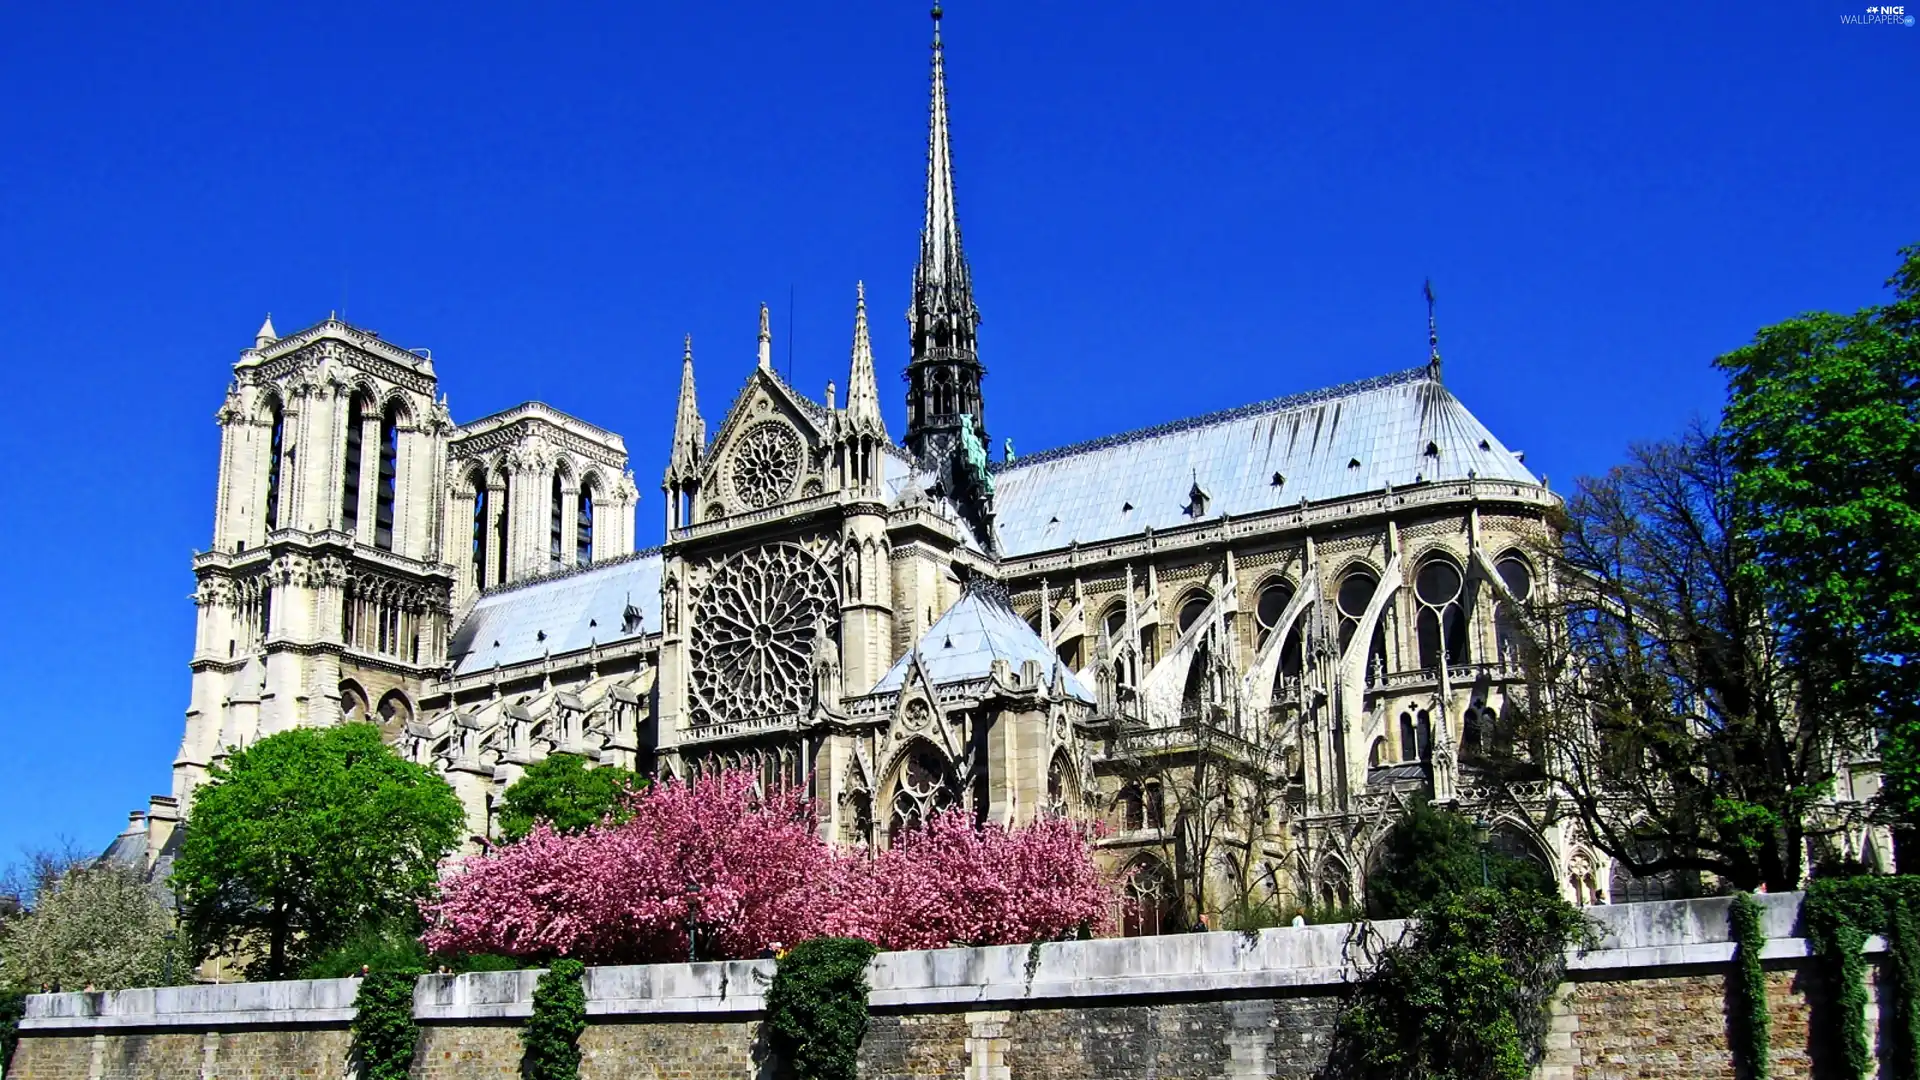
[{"x1": 730, "y1": 421, "x2": 803, "y2": 509}]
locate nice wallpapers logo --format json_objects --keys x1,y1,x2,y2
[{"x1": 1841, "y1": 4, "x2": 1914, "y2": 24}]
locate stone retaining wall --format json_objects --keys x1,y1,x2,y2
[{"x1": 8, "y1": 893, "x2": 1867, "y2": 1079}]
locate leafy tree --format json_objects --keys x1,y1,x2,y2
[
  {"x1": 1363, "y1": 798, "x2": 1550, "y2": 919},
  {"x1": 1, "y1": 862, "x2": 189, "y2": 991},
  {"x1": 1715, "y1": 244, "x2": 1920, "y2": 863},
  {"x1": 1503, "y1": 430, "x2": 1847, "y2": 892},
  {"x1": 494, "y1": 753, "x2": 644, "y2": 843},
  {"x1": 171, "y1": 723, "x2": 464, "y2": 980}
]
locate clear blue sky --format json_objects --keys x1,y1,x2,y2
[{"x1": 0, "y1": 2, "x2": 1911, "y2": 860}]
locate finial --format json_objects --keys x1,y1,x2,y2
[
  {"x1": 1424, "y1": 278, "x2": 1442, "y2": 381},
  {"x1": 757, "y1": 303, "x2": 772, "y2": 370},
  {"x1": 254, "y1": 313, "x2": 278, "y2": 350},
  {"x1": 856, "y1": 279, "x2": 866, "y2": 307},
  {"x1": 683, "y1": 333, "x2": 693, "y2": 360}
]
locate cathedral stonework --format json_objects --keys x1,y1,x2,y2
[{"x1": 147, "y1": 9, "x2": 1616, "y2": 921}]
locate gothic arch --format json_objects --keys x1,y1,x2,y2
[
  {"x1": 1122, "y1": 853, "x2": 1181, "y2": 937},
  {"x1": 378, "y1": 389, "x2": 415, "y2": 424},
  {"x1": 880, "y1": 737, "x2": 960, "y2": 843},
  {"x1": 375, "y1": 689, "x2": 413, "y2": 739},
  {"x1": 339, "y1": 680, "x2": 370, "y2": 724}
]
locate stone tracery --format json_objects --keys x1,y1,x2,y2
[{"x1": 688, "y1": 543, "x2": 838, "y2": 726}]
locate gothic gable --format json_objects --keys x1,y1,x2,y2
[{"x1": 695, "y1": 369, "x2": 833, "y2": 519}]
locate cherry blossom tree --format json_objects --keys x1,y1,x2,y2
[{"x1": 421, "y1": 769, "x2": 1117, "y2": 963}]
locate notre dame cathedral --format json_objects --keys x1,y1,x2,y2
[{"x1": 132, "y1": 8, "x2": 1616, "y2": 926}]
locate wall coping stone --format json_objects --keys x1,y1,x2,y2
[{"x1": 18, "y1": 892, "x2": 1837, "y2": 1032}]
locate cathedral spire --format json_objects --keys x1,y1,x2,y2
[
  {"x1": 845, "y1": 281, "x2": 887, "y2": 436},
  {"x1": 757, "y1": 302, "x2": 773, "y2": 371},
  {"x1": 254, "y1": 313, "x2": 277, "y2": 350},
  {"x1": 668, "y1": 334, "x2": 706, "y2": 482},
  {"x1": 905, "y1": 2, "x2": 985, "y2": 464}
]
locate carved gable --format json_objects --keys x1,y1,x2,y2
[{"x1": 697, "y1": 371, "x2": 831, "y2": 519}]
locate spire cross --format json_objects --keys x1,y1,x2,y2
[{"x1": 1424, "y1": 278, "x2": 1442, "y2": 381}]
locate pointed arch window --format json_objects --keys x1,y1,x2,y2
[
  {"x1": 469, "y1": 471, "x2": 488, "y2": 590},
  {"x1": 549, "y1": 473, "x2": 565, "y2": 572},
  {"x1": 373, "y1": 402, "x2": 399, "y2": 551},
  {"x1": 341, "y1": 394, "x2": 364, "y2": 533},
  {"x1": 264, "y1": 400, "x2": 286, "y2": 531},
  {"x1": 576, "y1": 479, "x2": 595, "y2": 567},
  {"x1": 494, "y1": 471, "x2": 511, "y2": 585},
  {"x1": 1414, "y1": 556, "x2": 1469, "y2": 670}
]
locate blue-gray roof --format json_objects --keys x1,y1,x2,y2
[
  {"x1": 869, "y1": 586, "x2": 1094, "y2": 702},
  {"x1": 992, "y1": 367, "x2": 1538, "y2": 557},
  {"x1": 450, "y1": 551, "x2": 663, "y2": 675}
]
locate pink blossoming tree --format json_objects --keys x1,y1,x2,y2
[{"x1": 421, "y1": 769, "x2": 1115, "y2": 963}]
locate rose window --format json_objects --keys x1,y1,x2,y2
[
  {"x1": 729, "y1": 421, "x2": 803, "y2": 509},
  {"x1": 688, "y1": 543, "x2": 838, "y2": 726}
]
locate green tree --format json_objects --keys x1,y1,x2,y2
[
  {"x1": 1716, "y1": 243, "x2": 1920, "y2": 863},
  {"x1": 494, "y1": 753, "x2": 644, "y2": 843},
  {"x1": 1, "y1": 862, "x2": 188, "y2": 991},
  {"x1": 1364, "y1": 799, "x2": 1551, "y2": 919},
  {"x1": 170, "y1": 723, "x2": 465, "y2": 980},
  {"x1": 1503, "y1": 431, "x2": 1844, "y2": 893}
]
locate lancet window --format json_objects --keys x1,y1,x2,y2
[
  {"x1": 549, "y1": 473, "x2": 565, "y2": 572},
  {"x1": 467, "y1": 469, "x2": 489, "y2": 591},
  {"x1": 264, "y1": 399, "x2": 285, "y2": 531},
  {"x1": 1414, "y1": 555, "x2": 1469, "y2": 670},
  {"x1": 373, "y1": 403, "x2": 399, "y2": 551},
  {"x1": 576, "y1": 478, "x2": 595, "y2": 567},
  {"x1": 341, "y1": 393, "x2": 364, "y2": 534}
]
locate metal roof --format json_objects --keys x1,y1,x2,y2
[
  {"x1": 449, "y1": 550, "x2": 662, "y2": 675},
  {"x1": 868, "y1": 584, "x2": 1094, "y2": 702},
  {"x1": 991, "y1": 367, "x2": 1538, "y2": 556}
]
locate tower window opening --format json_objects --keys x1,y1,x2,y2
[
  {"x1": 469, "y1": 476, "x2": 488, "y2": 591},
  {"x1": 264, "y1": 401, "x2": 285, "y2": 531},
  {"x1": 494, "y1": 473, "x2": 511, "y2": 585},
  {"x1": 549, "y1": 473, "x2": 565, "y2": 572},
  {"x1": 576, "y1": 480, "x2": 595, "y2": 567},
  {"x1": 341, "y1": 394, "x2": 364, "y2": 534},
  {"x1": 373, "y1": 403, "x2": 399, "y2": 551}
]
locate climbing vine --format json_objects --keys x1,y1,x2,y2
[
  {"x1": 765, "y1": 937, "x2": 878, "y2": 1080},
  {"x1": 0, "y1": 989, "x2": 24, "y2": 1076},
  {"x1": 1323, "y1": 886, "x2": 1596, "y2": 1080},
  {"x1": 1804, "y1": 876, "x2": 1920, "y2": 1080},
  {"x1": 521, "y1": 958, "x2": 587, "y2": 1080},
  {"x1": 349, "y1": 970, "x2": 422, "y2": 1080},
  {"x1": 1728, "y1": 892, "x2": 1772, "y2": 1080}
]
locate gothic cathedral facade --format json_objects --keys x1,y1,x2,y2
[{"x1": 144, "y1": 10, "x2": 1610, "y2": 922}]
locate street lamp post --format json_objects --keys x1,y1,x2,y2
[{"x1": 686, "y1": 879, "x2": 701, "y2": 963}]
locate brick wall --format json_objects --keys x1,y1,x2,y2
[{"x1": 8, "y1": 894, "x2": 1886, "y2": 1080}]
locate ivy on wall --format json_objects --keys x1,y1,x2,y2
[
  {"x1": 766, "y1": 937, "x2": 878, "y2": 1080},
  {"x1": 1803, "y1": 875, "x2": 1920, "y2": 1080},
  {"x1": 1728, "y1": 892, "x2": 1772, "y2": 1080},
  {"x1": 348, "y1": 971, "x2": 422, "y2": 1080},
  {"x1": 521, "y1": 959, "x2": 588, "y2": 1080}
]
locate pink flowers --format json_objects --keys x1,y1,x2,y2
[{"x1": 421, "y1": 769, "x2": 1115, "y2": 963}]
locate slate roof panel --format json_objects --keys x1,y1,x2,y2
[
  {"x1": 450, "y1": 551, "x2": 663, "y2": 675},
  {"x1": 868, "y1": 587, "x2": 1094, "y2": 703},
  {"x1": 992, "y1": 368, "x2": 1538, "y2": 557}
]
